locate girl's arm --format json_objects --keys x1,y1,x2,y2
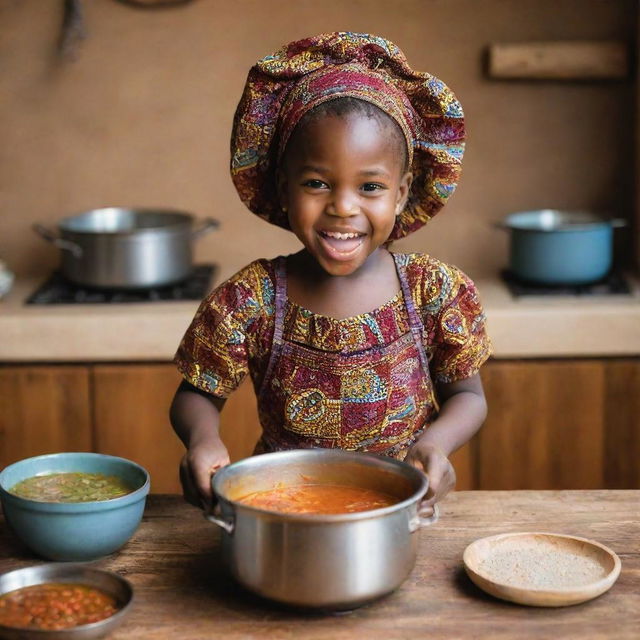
[
  {"x1": 169, "y1": 380, "x2": 230, "y2": 507},
  {"x1": 405, "y1": 372, "x2": 487, "y2": 510}
]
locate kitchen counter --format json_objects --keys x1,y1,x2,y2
[
  {"x1": 1, "y1": 274, "x2": 640, "y2": 361},
  {"x1": 1, "y1": 491, "x2": 638, "y2": 639}
]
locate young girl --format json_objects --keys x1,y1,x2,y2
[{"x1": 170, "y1": 32, "x2": 491, "y2": 515}]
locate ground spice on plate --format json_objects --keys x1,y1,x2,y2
[{"x1": 478, "y1": 544, "x2": 607, "y2": 590}]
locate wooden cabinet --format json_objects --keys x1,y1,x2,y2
[
  {"x1": 478, "y1": 360, "x2": 605, "y2": 489},
  {"x1": 92, "y1": 365, "x2": 185, "y2": 494},
  {"x1": 92, "y1": 366, "x2": 261, "y2": 494},
  {"x1": 0, "y1": 366, "x2": 92, "y2": 469},
  {"x1": 0, "y1": 364, "x2": 261, "y2": 494},
  {"x1": 1, "y1": 359, "x2": 638, "y2": 492},
  {"x1": 603, "y1": 360, "x2": 640, "y2": 488},
  {"x1": 477, "y1": 359, "x2": 640, "y2": 490}
]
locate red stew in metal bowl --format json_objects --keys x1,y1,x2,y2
[{"x1": 0, "y1": 583, "x2": 119, "y2": 630}]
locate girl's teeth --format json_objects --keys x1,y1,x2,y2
[
  {"x1": 324, "y1": 231, "x2": 360, "y2": 239},
  {"x1": 319, "y1": 230, "x2": 364, "y2": 258}
]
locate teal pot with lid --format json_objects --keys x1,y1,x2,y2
[{"x1": 497, "y1": 210, "x2": 626, "y2": 285}]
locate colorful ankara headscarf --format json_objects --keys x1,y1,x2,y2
[{"x1": 230, "y1": 32, "x2": 465, "y2": 240}]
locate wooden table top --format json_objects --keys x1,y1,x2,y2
[{"x1": 1, "y1": 491, "x2": 638, "y2": 639}]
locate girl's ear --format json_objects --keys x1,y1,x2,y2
[
  {"x1": 396, "y1": 171, "x2": 413, "y2": 214},
  {"x1": 276, "y1": 168, "x2": 289, "y2": 213}
]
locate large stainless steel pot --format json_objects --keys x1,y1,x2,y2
[
  {"x1": 206, "y1": 450, "x2": 437, "y2": 610},
  {"x1": 34, "y1": 207, "x2": 219, "y2": 289}
]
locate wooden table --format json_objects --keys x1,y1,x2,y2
[{"x1": 1, "y1": 491, "x2": 638, "y2": 639}]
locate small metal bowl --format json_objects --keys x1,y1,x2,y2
[{"x1": 0, "y1": 564, "x2": 133, "y2": 639}]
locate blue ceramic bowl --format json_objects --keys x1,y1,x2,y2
[{"x1": 0, "y1": 453, "x2": 150, "y2": 562}]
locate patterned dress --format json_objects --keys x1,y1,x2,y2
[{"x1": 175, "y1": 253, "x2": 491, "y2": 460}]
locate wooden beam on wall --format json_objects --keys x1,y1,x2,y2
[{"x1": 488, "y1": 41, "x2": 629, "y2": 80}]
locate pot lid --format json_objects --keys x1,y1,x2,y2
[
  {"x1": 59, "y1": 208, "x2": 194, "y2": 234},
  {"x1": 501, "y1": 209, "x2": 622, "y2": 232}
]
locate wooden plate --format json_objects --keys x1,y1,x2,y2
[{"x1": 463, "y1": 532, "x2": 621, "y2": 607}]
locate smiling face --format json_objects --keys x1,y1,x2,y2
[{"x1": 277, "y1": 106, "x2": 412, "y2": 277}]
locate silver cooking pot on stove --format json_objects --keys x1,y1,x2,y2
[
  {"x1": 206, "y1": 450, "x2": 438, "y2": 610},
  {"x1": 34, "y1": 207, "x2": 219, "y2": 289}
]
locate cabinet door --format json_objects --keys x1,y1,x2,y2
[
  {"x1": 478, "y1": 360, "x2": 605, "y2": 489},
  {"x1": 92, "y1": 365, "x2": 262, "y2": 494},
  {"x1": 604, "y1": 359, "x2": 640, "y2": 488},
  {"x1": 449, "y1": 443, "x2": 477, "y2": 491},
  {"x1": 92, "y1": 365, "x2": 185, "y2": 494},
  {"x1": 0, "y1": 365, "x2": 92, "y2": 468}
]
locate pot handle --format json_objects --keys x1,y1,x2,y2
[
  {"x1": 32, "y1": 223, "x2": 83, "y2": 258},
  {"x1": 192, "y1": 217, "x2": 220, "y2": 239},
  {"x1": 409, "y1": 503, "x2": 440, "y2": 533},
  {"x1": 204, "y1": 504, "x2": 235, "y2": 535}
]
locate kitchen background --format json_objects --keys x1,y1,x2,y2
[
  {"x1": 1, "y1": 0, "x2": 638, "y2": 493},
  {"x1": 1, "y1": 0, "x2": 637, "y2": 280}
]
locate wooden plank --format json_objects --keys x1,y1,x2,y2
[
  {"x1": 488, "y1": 41, "x2": 629, "y2": 80},
  {"x1": 479, "y1": 360, "x2": 605, "y2": 489},
  {"x1": 0, "y1": 365, "x2": 92, "y2": 468},
  {"x1": 604, "y1": 359, "x2": 640, "y2": 488}
]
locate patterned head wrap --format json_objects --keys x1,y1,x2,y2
[{"x1": 230, "y1": 32, "x2": 465, "y2": 240}]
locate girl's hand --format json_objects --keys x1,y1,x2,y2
[
  {"x1": 179, "y1": 439, "x2": 230, "y2": 509},
  {"x1": 404, "y1": 442, "x2": 456, "y2": 516}
]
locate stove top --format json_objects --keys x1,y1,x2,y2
[
  {"x1": 501, "y1": 270, "x2": 632, "y2": 298},
  {"x1": 26, "y1": 264, "x2": 217, "y2": 305}
]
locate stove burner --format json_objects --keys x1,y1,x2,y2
[
  {"x1": 502, "y1": 270, "x2": 632, "y2": 298},
  {"x1": 26, "y1": 265, "x2": 217, "y2": 305}
]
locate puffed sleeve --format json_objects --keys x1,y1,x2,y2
[
  {"x1": 429, "y1": 266, "x2": 492, "y2": 384},
  {"x1": 174, "y1": 261, "x2": 271, "y2": 398}
]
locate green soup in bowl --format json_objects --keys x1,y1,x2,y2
[
  {"x1": 9, "y1": 471, "x2": 135, "y2": 503},
  {"x1": 0, "y1": 452, "x2": 150, "y2": 561}
]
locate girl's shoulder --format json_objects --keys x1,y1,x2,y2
[
  {"x1": 394, "y1": 252, "x2": 480, "y2": 311},
  {"x1": 217, "y1": 257, "x2": 276, "y2": 290},
  {"x1": 394, "y1": 251, "x2": 468, "y2": 283},
  {"x1": 200, "y1": 257, "x2": 277, "y2": 320}
]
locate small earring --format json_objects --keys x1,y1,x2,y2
[{"x1": 282, "y1": 205, "x2": 288, "y2": 213}]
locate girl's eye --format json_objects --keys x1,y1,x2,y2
[
  {"x1": 303, "y1": 179, "x2": 327, "y2": 189},
  {"x1": 362, "y1": 183, "x2": 385, "y2": 192}
]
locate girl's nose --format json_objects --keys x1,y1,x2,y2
[{"x1": 326, "y1": 190, "x2": 359, "y2": 217}]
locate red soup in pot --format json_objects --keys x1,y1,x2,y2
[
  {"x1": 0, "y1": 583, "x2": 119, "y2": 631},
  {"x1": 237, "y1": 483, "x2": 399, "y2": 514}
]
